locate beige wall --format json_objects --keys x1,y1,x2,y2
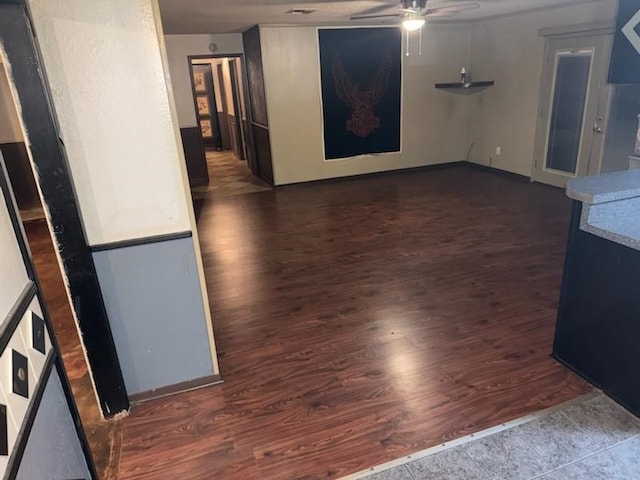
[
  {"x1": 165, "y1": 34, "x2": 243, "y2": 126},
  {"x1": 25, "y1": 0, "x2": 220, "y2": 386},
  {"x1": 260, "y1": 25, "x2": 472, "y2": 185},
  {"x1": 221, "y1": 59, "x2": 235, "y2": 116},
  {"x1": 28, "y1": 0, "x2": 193, "y2": 245},
  {"x1": 235, "y1": 59, "x2": 247, "y2": 120},
  {"x1": 467, "y1": 0, "x2": 617, "y2": 177},
  {"x1": 0, "y1": 63, "x2": 23, "y2": 144}
]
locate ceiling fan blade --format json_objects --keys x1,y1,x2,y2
[
  {"x1": 425, "y1": 2, "x2": 480, "y2": 14},
  {"x1": 424, "y1": 10, "x2": 457, "y2": 17},
  {"x1": 357, "y1": 3, "x2": 399, "y2": 16},
  {"x1": 350, "y1": 13, "x2": 403, "y2": 20}
]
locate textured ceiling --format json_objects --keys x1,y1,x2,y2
[{"x1": 158, "y1": 0, "x2": 603, "y2": 34}]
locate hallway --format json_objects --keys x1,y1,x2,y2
[
  {"x1": 118, "y1": 166, "x2": 591, "y2": 479},
  {"x1": 191, "y1": 149, "x2": 271, "y2": 200}
]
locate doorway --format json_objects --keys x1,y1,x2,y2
[
  {"x1": 188, "y1": 55, "x2": 270, "y2": 200},
  {"x1": 532, "y1": 33, "x2": 613, "y2": 187},
  {"x1": 0, "y1": 61, "x2": 43, "y2": 223}
]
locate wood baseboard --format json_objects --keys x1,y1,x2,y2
[
  {"x1": 277, "y1": 161, "x2": 467, "y2": 188},
  {"x1": 129, "y1": 374, "x2": 223, "y2": 405},
  {"x1": 466, "y1": 162, "x2": 530, "y2": 183}
]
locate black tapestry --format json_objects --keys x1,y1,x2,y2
[
  {"x1": 609, "y1": 0, "x2": 640, "y2": 84},
  {"x1": 319, "y1": 28, "x2": 402, "y2": 160}
]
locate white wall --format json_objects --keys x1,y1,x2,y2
[
  {"x1": 165, "y1": 34, "x2": 244, "y2": 127},
  {"x1": 25, "y1": 0, "x2": 220, "y2": 391},
  {"x1": 221, "y1": 59, "x2": 235, "y2": 116},
  {"x1": 0, "y1": 63, "x2": 23, "y2": 144},
  {"x1": 0, "y1": 188, "x2": 29, "y2": 326},
  {"x1": 260, "y1": 25, "x2": 471, "y2": 185},
  {"x1": 27, "y1": 0, "x2": 191, "y2": 245},
  {"x1": 467, "y1": 0, "x2": 617, "y2": 177}
]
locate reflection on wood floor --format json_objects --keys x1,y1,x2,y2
[{"x1": 118, "y1": 165, "x2": 591, "y2": 479}]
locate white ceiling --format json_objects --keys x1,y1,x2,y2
[{"x1": 158, "y1": 0, "x2": 603, "y2": 34}]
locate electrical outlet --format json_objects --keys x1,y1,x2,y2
[
  {"x1": 0, "y1": 405, "x2": 7, "y2": 456},
  {"x1": 12, "y1": 351, "x2": 28, "y2": 399},
  {"x1": 495, "y1": 146, "x2": 502, "y2": 156},
  {"x1": 31, "y1": 312, "x2": 46, "y2": 355}
]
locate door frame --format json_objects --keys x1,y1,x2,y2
[
  {"x1": 0, "y1": 0, "x2": 129, "y2": 417},
  {"x1": 532, "y1": 28, "x2": 614, "y2": 187},
  {"x1": 228, "y1": 58, "x2": 248, "y2": 160},
  {"x1": 188, "y1": 54, "x2": 259, "y2": 176}
]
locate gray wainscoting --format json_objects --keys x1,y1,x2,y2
[
  {"x1": 16, "y1": 369, "x2": 91, "y2": 480},
  {"x1": 93, "y1": 236, "x2": 214, "y2": 396}
]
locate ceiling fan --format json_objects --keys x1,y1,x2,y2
[{"x1": 350, "y1": 0, "x2": 480, "y2": 30}]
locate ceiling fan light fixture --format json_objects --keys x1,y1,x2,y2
[{"x1": 402, "y1": 17, "x2": 425, "y2": 31}]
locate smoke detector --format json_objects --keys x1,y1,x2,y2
[{"x1": 286, "y1": 8, "x2": 316, "y2": 15}]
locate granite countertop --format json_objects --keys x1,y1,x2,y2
[
  {"x1": 566, "y1": 170, "x2": 640, "y2": 251},
  {"x1": 566, "y1": 169, "x2": 640, "y2": 205}
]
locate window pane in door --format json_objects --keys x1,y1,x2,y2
[{"x1": 545, "y1": 53, "x2": 592, "y2": 174}]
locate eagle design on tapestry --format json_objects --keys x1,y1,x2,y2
[{"x1": 331, "y1": 51, "x2": 392, "y2": 138}]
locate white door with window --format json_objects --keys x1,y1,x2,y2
[{"x1": 532, "y1": 34, "x2": 612, "y2": 187}]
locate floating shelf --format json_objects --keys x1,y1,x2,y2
[{"x1": 435, "y1": 81, "x2": 495, "y2": 93}]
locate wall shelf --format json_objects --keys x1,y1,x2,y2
[{"x1": 435, "y1": 81, "x2": 494, "y2": 93}]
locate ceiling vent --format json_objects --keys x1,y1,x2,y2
[{"x1": 286, "y1": 8, "x2": 316, "y2": 15}]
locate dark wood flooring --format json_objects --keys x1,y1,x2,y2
[{"x1": 119, "y1": 166, "x2": 591, "y2": 479}]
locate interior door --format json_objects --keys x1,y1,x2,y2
[{"x1": 532, "y1": 34, "x2": 612, "y2": 187}]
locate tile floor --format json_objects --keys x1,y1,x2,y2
[
  {"x1": 355, "y1": 393, "x2": 640, "y2": 480},
  {"x1": 191, "y1": 149, "x2": 272, "y2": 199}
]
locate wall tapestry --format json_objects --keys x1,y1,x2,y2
[
  {"x1": 318, "y1": 28, "x2": 402, "y2": 160},
  {"x1": 609, "y1": 0, "x2": 640, "y2": 84}
]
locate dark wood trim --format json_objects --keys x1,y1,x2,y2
[
  {"x1": 466, "y1": 162, "x2": 531, "y2": 183},
  {"x1": 5, "y1": 350, "x2": 56, "y2": 479},
  {"x1": 276, "y1": 161, "x2": 468, "y2": 188},
  {"x1": 0, "y1": 282, "x2": 36, "y2": 356},
  {"x1": 90, "y1": 231, "x2": 193, "y2": 252},
  {"x1": 0, "y1": 4, "x2": 129, "y2": 416},
  {"x1": 129, "y1": 374, "x2": 222, "y2": 405},
  {"x1": 252, "y1": 123, "x2": 274, "y2": 185},
  {"x1": 179, "y1": 127, "x2": 208, "y2": 187},
  {"x1": 228, "y1": 58, "x2": 246, "y2": 160}
]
